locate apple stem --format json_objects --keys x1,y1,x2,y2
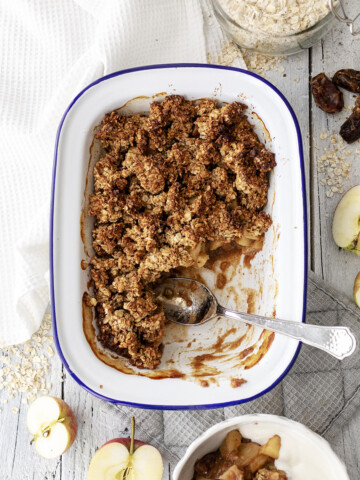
[{"x1": 130, "y1": 416, "x2": 135, "y2": 455}]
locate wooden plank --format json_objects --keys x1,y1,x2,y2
[
  {"x1": 311, "y1": 7, "x2": 360, "y2": 298},
  {"x1": 0, "y1": 385, "x2": 24, "y2": 479},
  {"x1": 0, "y1": 317, "x2": 63, "y2": 480},
  {"x1": 310, "y1": 8, "x2": 360, "y2": 477},
  {"x1": 61, "y1": 376, "x2": 171, "y2": 479},
  {"x1": 61, "y1": 377, "x2": 106, "y2": 480}
]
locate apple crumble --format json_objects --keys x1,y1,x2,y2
[
  {"x1": 87, "y1": 95, "x2": 275, "y2": 369},
  {"x1": 193, "y1": 429, "x2": 287, "y2": 480}
]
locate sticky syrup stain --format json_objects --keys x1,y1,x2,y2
[
  {"x1": 242, "y1": 331, "x2": 275, "y2": 370},
  {"x1": 252, "y1": 111, "x2": 271, "y2": 143},
  {"x1": 216, "y1": 273, "x2": 227, "y2": 289},
  {"x1": 245, "y1": 289, "x2": 257, "y2": 314},
  {"x1": 230, "y1": 378, "x2": 247, "y2": 388},
  {"x1": 220, "y1": 261, "x2": 231, "y2": 272},
  {"x1": 243, "y1": 253, "x2": 256, "y2": 269}
]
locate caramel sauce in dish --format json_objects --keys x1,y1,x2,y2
[{"x1": 81, "y1": 94, "x2": 280, "y2": 386}]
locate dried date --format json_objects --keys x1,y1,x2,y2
[
  {"x1": 340, "y1": 96, "x2": 360, "y2": 144},
  {"x1": 311, "y1": 73, "x2": 344, "y2": 114},
  {"x1": 333, "y1": 69, "x2": 360, "y2": 93}
]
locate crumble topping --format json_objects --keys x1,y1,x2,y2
[{"x1": 87, "y1": 95, "x2": 275, "y2": 369}]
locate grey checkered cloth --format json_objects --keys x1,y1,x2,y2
[{"x1": 109, "y1": 271, "x2": 360, "y2": 466}]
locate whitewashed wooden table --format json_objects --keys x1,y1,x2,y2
[{"x1": 1, "y1": 12, "x2": 360, "y2": 480}]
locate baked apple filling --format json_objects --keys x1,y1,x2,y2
[
  {"x1": 193, "y1": 429, "x2": 287, "y2": 480},
  {"x1": 86, "y1": 95, "x2": 275, "y2": 369}
]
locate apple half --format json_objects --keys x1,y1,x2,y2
[
  {"x1": 88, "y1": 417, "x2": 163, "y2": 480},
  {"x1": 27, "y1": 396, "x2": 77, "y2": 459},
  {"x1": 332, "y1": 185, "x2": 360, "y2": 255}
]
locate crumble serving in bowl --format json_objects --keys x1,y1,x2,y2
[
  {"x1": 193, "y1": 428, "x2": 286, "y2": 479},
  {"x1": 173, "y1": 415, "x2": 350, "y2": 480},
  {"x1": 86, "y1": 95, "x2": 276, "y2": 370}
]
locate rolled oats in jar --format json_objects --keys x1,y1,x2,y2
[{"x1": 213, "y1": 0, "x2": 340, "y2": 55}]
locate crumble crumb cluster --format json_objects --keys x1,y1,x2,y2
[{"x1": 87, "y1": 95, "x2": 275, "y2": 369}]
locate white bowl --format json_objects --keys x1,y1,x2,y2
[
  {"x1": 50, "y1": 64, "x2": 307, "y2": 408},
  {"x1": 173, "y1": 414, "x2": 350, "y2": 480}
]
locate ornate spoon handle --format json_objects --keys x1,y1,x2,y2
[{"x1": 217, "y1": 306, "x2": 356, "y2": 360}]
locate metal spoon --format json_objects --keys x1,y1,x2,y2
[{"x1": 155, "y1": 277, "x2": 356, "y2": 360}]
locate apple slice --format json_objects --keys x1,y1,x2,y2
[
  {"x1": 332, "y1": 185, "x2": 360, "y2": 255},
  {"x1": 88, "y1": 417, "x2": 163, "y2": 480},
  {"x1": 26, "y1": 396, "x2": 77, "y2": 459},
  {"x1": 354, "y1": 272, "x2": 360, "y2": 308}
]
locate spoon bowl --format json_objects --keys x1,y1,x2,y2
[
  {"x1": 155, "y1": 277, "x2": 357, "y2": 360},
  {"x1": 155, "y1": 278, "x2": 217, "y2": 325}
]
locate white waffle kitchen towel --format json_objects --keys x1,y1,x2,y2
[{"x1": 0, "y1": 0, "x2": 245, "y2": 347}]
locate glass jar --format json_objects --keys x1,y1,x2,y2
[{"x1": 212, "y1": 0, "x2": 352, "y2": 55}]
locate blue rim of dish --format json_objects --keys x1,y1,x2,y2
[{"x1": 50, "y1": 63, "x2": 308, "y2": 410}]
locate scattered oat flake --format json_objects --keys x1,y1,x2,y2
[
  {"x1": 0, "y1": 317, "x2": 54, "y2": 400},
  {"x1": 320, "y1": 132, "x2": 328, "y2": 140},
  {"x1": 317, "y1": 133, "x2": 353, "y2": 197},
  {"x1": 207, "y1": 42, "x2": 242, "y2": 67},
  {"x1": 242, "y1": 50, "x2": 286, "y2": 77},
  {"x1": 12, "y1": 407, "x2": 19, "y2": 414}
]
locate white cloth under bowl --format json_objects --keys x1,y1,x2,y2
[{"x1": 0, "y1": 0, "x2": 245, "y2": 346}]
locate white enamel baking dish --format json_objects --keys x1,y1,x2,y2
[{"x1": 50, "y1": 64, "x2": 307, "y2": 408}]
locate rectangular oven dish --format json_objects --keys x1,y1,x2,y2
[{"x1": 50, "y1": 64, "x2": 307, "y2": 408}]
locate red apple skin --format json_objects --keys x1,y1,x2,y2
[
  {"x1": 59, "y1": 400, "x2": 78, "y2": 452},
  {"x1": 58, "y1": 398, "x2": 78, "y2": 442},
  {"x1": 102, "y1": 438, "x2": 146, "y2": 451}
]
